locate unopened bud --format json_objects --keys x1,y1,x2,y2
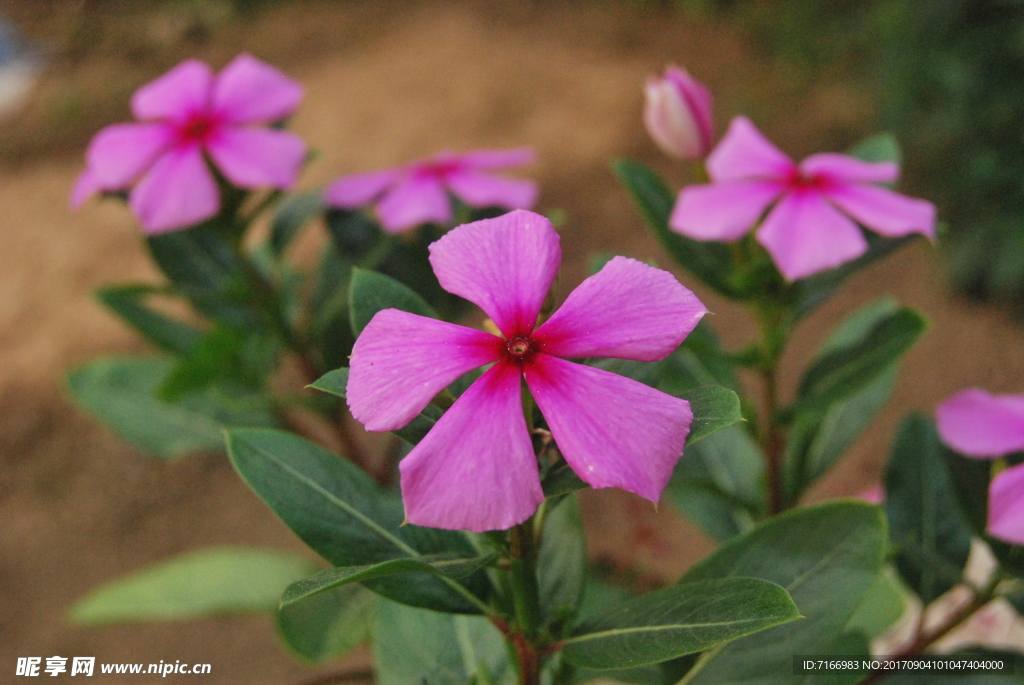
[{"x1": 643, "y1": 65, "x2": 714, "y2": 160}]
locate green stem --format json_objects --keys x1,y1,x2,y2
[
  {"x1": 675, "y1": 643, "x2": 727, "y2": 685},
  {"x1": 507, "y1": 519, "x2": 542, "y2": 685},
  {"x1": 754, "y1": 303, "x2": 788, "y2": 514}
]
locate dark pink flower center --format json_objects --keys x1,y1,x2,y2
[
  {"x1": 175, "y1": 111, "x2": 220, "y2": 146},
  {"x1": 503, "y1": 335, "x2": 538, "y2": 365},
  {"x1": 785, "y1": 169, "x2": 824, "y2": 191}
]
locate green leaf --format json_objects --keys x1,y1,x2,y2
[
  {"x1": 225, "y1": 428, "x2": 489, "y2": 613},
  {"x1": 67, "y1": 355, "x2": 276, "y2": 459},
  {"x1": 679, "y1": 501, "x2": 887, "y2": 685},
  {"x1": 277, "y1": 584, "x2": 376, "y2": 664},
  {"x1": 349, "y1": 267, "x2": 438, "y2": 336},
  {"x1": 373, "y1": 599, "x2": 515, "y2": 685},
  {"x1": 885, "y1": 415, "x2": 973, "y2": 603},
  {"x1": 158, "y1": 324, "x2": 280, "y2": 401},
  {"x1": 666, "y1": 426, "x2": 765, "y2": 541},
  {"x1": 146, "y1": 223, "x2": 258, "y2": 328},
  {"x1": 795, "y1": 307, "x2": 926, "y2": 411},
  {"x1": 844, "y1": 568, "x2": 907, "y2": 640},
  {"x1": 96, "y1": 284, "x2": 202, "y2": 355},
  {"x1": 612, "y1": 159, "x2": 737, "y2": 297},
  {"x1": 70, "y1": 547, "x2": 314, "y2": 624},
  {"x1": 662, "y1": 319, "x2": 740, "y2": 394},
  {"x1": 281, "y1": 554, "x2": 496, "y2": 607},
  {"x1": 847, "y1": 132, "x2": 901, "y2": 166},
  {"x1": 681, "y1": 386, "x2": 744, "y2": 445},
  {"x1": 560, "y1": 577, "x2": 798, "y2": 671},
  {"x1": 784, "y1": 299, "x2": 905, "y2": 502},
  {"x1": 270, "y1": 192, "x2": 323, "y2": 256},
  {"x1": 538, "y1": 495, "x2": 586, "y2": 627},
  {"x1": 944, "y1": 447, "x2": 993, "y2": 537}
]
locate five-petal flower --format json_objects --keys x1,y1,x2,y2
[
  {"x1": 936, "y1": 388, "x2": 1024, "y2": 546},
  {"x1": 669, "y1": 116, "x2": 937, "y2": 280},
  {"x1": 324, "y1": 148, "x2": 538, "y2": 234},
  {"x1": 346, "y1": 209, "x2": 707, "y2": 532},
  {"x1": 71, "y1": 54, "x2": 306, "y2": 234}
]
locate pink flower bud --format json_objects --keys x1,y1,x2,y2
[{"x1": 643, "y1": 65, "x2": 714, "y2": 160}]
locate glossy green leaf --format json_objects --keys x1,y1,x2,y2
[
  {"x1": 844, "y1": 568, "x2": 907, "y2": 640},
  {"x1": 679, "y1": 501, "x2": 887, "y2": 685},
  {"x1": 785, "y1": 299, "x2": 904, "y2": 502},
  {"x1": 146, "y1": 223, "x2": 258, "y2": 328},
  {"x1": 612, "y1": 159, "x2": 737, "y2": 297},
  {"x1": 561, "y1": 577, "x2": 798, "y2": 670},
  {"x1": 795, "y1": 307, "x2": 926, "y2": 411},
  {"x1": 662, "y1": 319, "x2": 741, "y2": 394},
  {"x1": 270, "y1": 192, "x2": 322, "y2": 256},
  {"x1": 96, "y1": 284, "x2": 202, "y2": 355},
  {"x1": 373, "y1": 599, "x2": 514, "y2": 685},
  {"x1": 70, "y1": 547, "x2": 314, "y2": 624},
  {"x1": 944, "y1": 447, "x2": 993, "y2": 537},
  {"x1": 158, "y1": 324, "x2": 280, "y2": 401},
  {"x1": 281, "y1": 554, "x2": 496, "y2": 607},
  {"x1": 681, "y1": 385, "x2": 744, "y2": 445},
  {"x1": 349, "y1": 267, "x2": 438, "y2": 337},
  {"x1": 225, "y1": 428, "x2": 488, "y2": 613},
  {"x1": 538, "y1": 495, "x2": 586, "y2": 627},
  {"x1": 277, "y1": 583, "x2": 376, "y2": 664},
  {"x1": 67, "y1": 355, "x2": 276, "y2": 459},
  {"x1": 666, "y1": 426, "x2": 765, "y2": 541},
  {"x1": 885, "y1": 415, "x2": 973, "y2": 603}
]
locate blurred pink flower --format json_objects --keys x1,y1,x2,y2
[
  {"x1": 323, "y1": 148, "x2": 538, "y2": 233},
  {"x1": 71, "y1": 54, "x2": 305, "y2": 234},
  {"x1": 857, "y1": 484, "x2": 885, "y2": 504},
  {"x1": 346, "y1": 210, "x2": 707, "y2": 532},
  {"x1": 670, "y1": 116, "x2": 936, "y2": 280},
  {"x1": 936, "y1": 389, "x2": 1024, "y2": 546},
  {"x1": 643, "y1": 65, "x2": 714, "y2": 160}
]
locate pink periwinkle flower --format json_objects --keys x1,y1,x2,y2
[
  {"x1": 346, "y1": 209, "x2": 708, "y2": 532},
  {"x1": 71, "y1": 54, "x2": 306, "y2": 234},
  {"x1": 936, "y1": 389, "x2": 1024, "y2": 546},
  {"x1": 643, "y1": 65, "x2": 714, "y2": 161},
  {"x1": 323, "y1": 148, "x2": 539, "y2": 234},
  {"x1": 670, "y1": 116, "x2": 937, "y2": 281}
]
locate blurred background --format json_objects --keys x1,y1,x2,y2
[{"x1": 2, "y1": 0, "x2": 1024, "y2": 682}]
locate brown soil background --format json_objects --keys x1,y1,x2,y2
[{"x1": 1, "y1": 1, "x2": 1023, "y2": 683}]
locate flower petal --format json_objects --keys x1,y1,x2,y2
[
  {"x1": 376, "y1": 174, "x2": 452, "y2": 233},
  {"x1": 823, "y1": 182, "x2": 936, "y2": 240},
  {"x1": 756, "y1": 189, "x2": 868, "y2": 281},
  {"x1": 800, "y1": 153, "x2": 899, "y2": 184},
  {"x1": 936, "y1": 389, "x2": 1024, "y2": 458},
  {"x1": 347, "y1": 309, "x2": 501, "y2": 432},
  {"x1": 429, "y1": 210, "x2": 561, "y2": 338},
  {"x1": 206, "y1": 126, "x2": 305, "y2": 189},
  {"x1": 525, "y1": 355, "x2": 691, "y2": 502},
  {"x1": 129, "y1": 145, "x2": 220, "y2": 234},
  {"x1": 323, "y1": 168, "x2": 403, "y2": 208},
  {"x1": 131, "y1": 59, "x2": 214, "y2": 122},
  {"x1": 457, "y1": 147, "x2": 536, "y2": 169},
  {"x1": 706, "y1": 116, "x2": 794, "y2": 182},
  {"x1": 533, "y1": 256, "x2": 707, "y2": 361},
  {"x1": 399, "y1": 361, "x2": 542, "y2": 532},
  {"x1": 85, "y1": 123, "x2": 173, "y2": 188},
  {"x1": 669, "y1": 180, "x2": 785, "y2": 241},
  {"x1": 989, "y1": 463, "x2": 1024, "y2": 546},
  {"x1": 446, "y1": 169, "x2": 538, "y2": 209},
  {"x1": 70, "y1": 168, "x2": 105, "y2": 209},
  {"x1": 211, "y1": 53, "x2": 304, "y2": 124}
]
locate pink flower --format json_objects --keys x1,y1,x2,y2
[
  {"x1": 643, "y1": 65, "x2": 714, "y2": 160},
  {"x1": 669, "y1": 116, "x2": 937, "y2": 281},
  {"x1": 71, "y1": 54, "x2": 305, "y2": 234},
  {"x1": 323, "y1": 148, "x2": 538, "y2": 234},
  {"x1": 346, "y1": 210, "x2": 707, "y2": 532},
  {"x1": 936, "y1": 389, "x2": 1024, "y2": 546}
]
